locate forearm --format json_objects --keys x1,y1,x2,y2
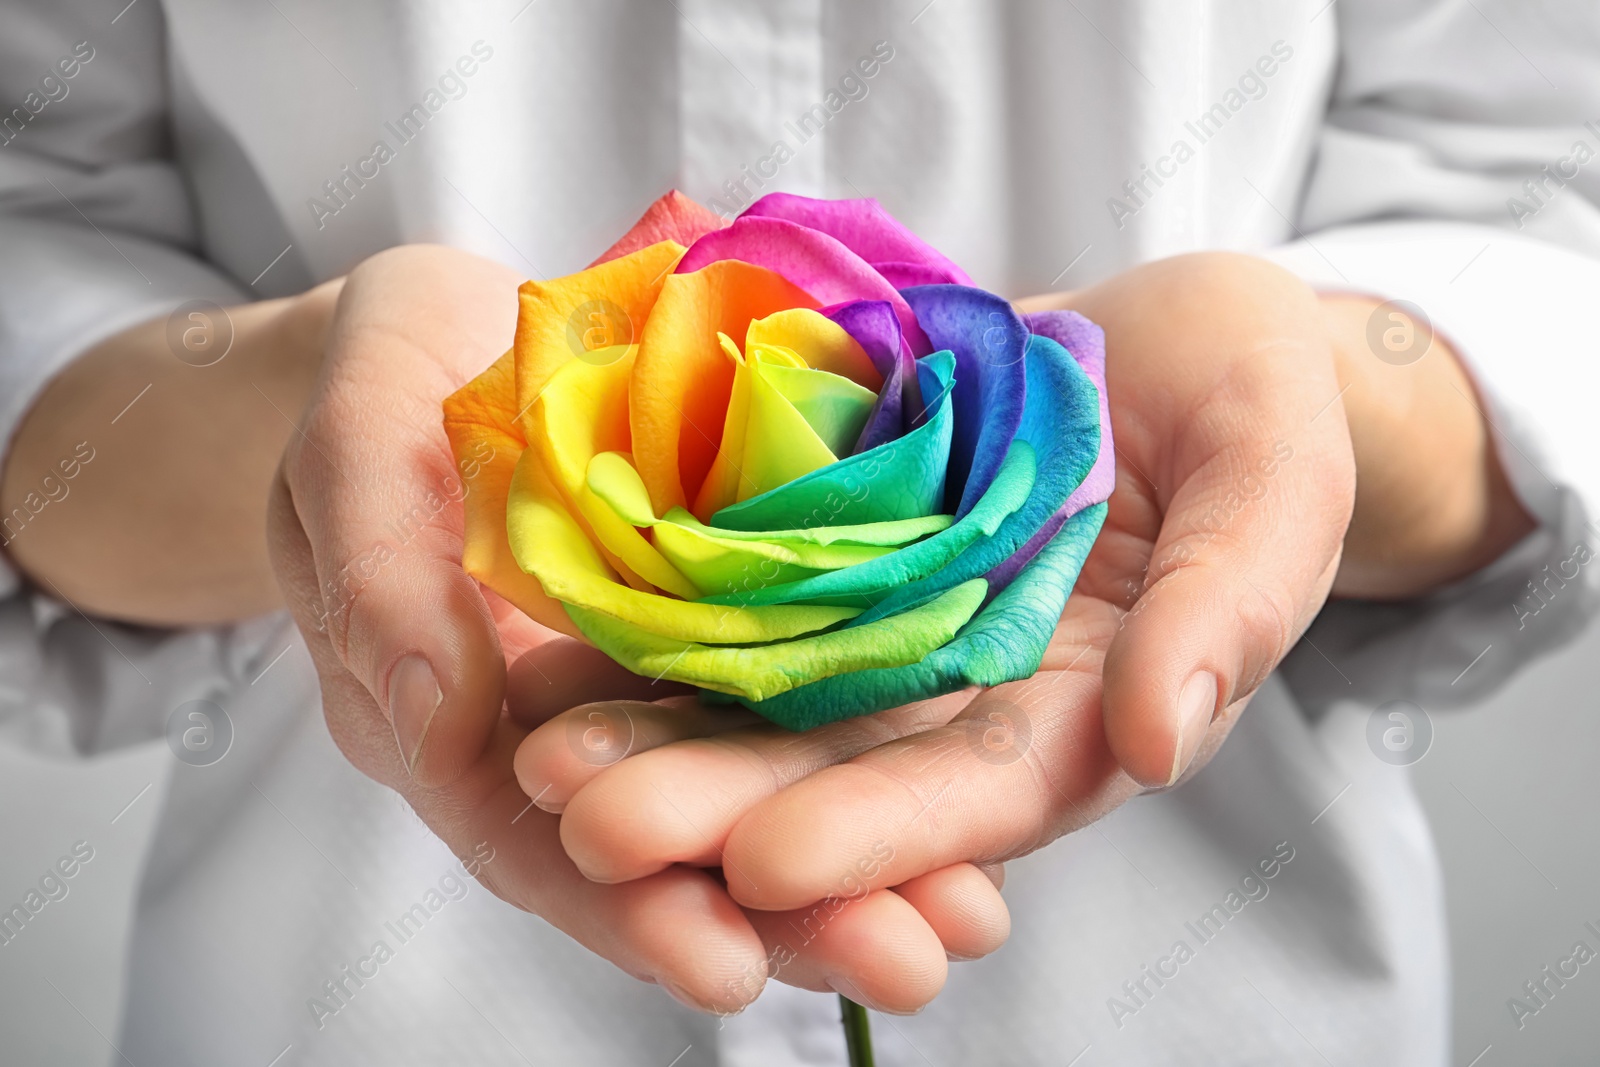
[{"x1": 0, "y1": 280, "x2": 342, "y2": 625}]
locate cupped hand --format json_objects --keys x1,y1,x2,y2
[
  {"x1": 515, "y1": 252, "x2": 1361, "y2": 1010},
  {"x1": 266, "y1": 244, "x2": 998, "y2": 1015}
]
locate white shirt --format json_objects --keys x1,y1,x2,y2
[{"x1": 1, "y1": 2, "x2": 1597, "y2": 1064}]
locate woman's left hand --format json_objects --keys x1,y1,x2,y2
[{"x1": 511, "y1": 250, "x2": 1529, "y2": 1013}]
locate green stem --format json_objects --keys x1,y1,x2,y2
[{"x1": 838, "y1": 995, "x2": 876, "y2": 1067}]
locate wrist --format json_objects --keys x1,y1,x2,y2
[{"x1": 1324, "y1": 293, "x2": 1534, "y2": 599}]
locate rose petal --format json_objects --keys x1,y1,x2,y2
[
  {"x1": 515, "y1": 240, "x2": 686, "y2": 439},
  {"x1": 984, "y1": 311, "x2": 1113, "y2": 591},
  {"x1": 530, "y1": 347, "x2": 701, "y2": 600},
  {"x1": 632, "y1": 259, "x2": 816, "y2": 514},
  {"x1": 747, "y1": 307, "x2": 881, "y2": 390},
  {"x1": 442, "y1": 349, "x2": 584, "y2": 639},
  {"x1": 850, "y1": 333, "x2": 1101, "y2": 625},
  {"x1": 677, "y1": 216, "x2": 932, "y2": 355},
  {"x1": 589, "y1": 190, "x2": 727, "y2": 267},
  {"x1": 823, "y1": 300, "x2": 922, "y2": 454},
  {"x1": 902, "y1": 285, "x2": 1029, "y2": 517},
  {"x1": 709, "y1": 351, "x2": 956, "y2": 532},
  {"x1": 566, "y1": 579, "x2": 987, "y2": 702},
  {"x1": 715, "y1": 503, "x2": 1106, "y2": 729},
  {"x1": 700, "y1": 438, "x2": 1035, "y2": 610},
  {"x1": 505, "y1": 448, "x2": 863, "y2": 642},
  {"x1": 739, "y1": 192, "x2": 972, "y2": 286}
]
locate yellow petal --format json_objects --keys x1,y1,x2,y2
[
  {"x1": 530, "y1": 343, "x2": 702, "y2": 600},
  {"x1": 442, "y1": 348, "x2": 584, "y2": 640},
  {"x1": 747, "y1": 307, "x2": 882, "y2": 390},
  {"x1": 507, "y1": 449, "x2": 862, "y2": 643}
]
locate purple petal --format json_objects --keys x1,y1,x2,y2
[
  {"x1": 825, "y1": 300, "x2": 923, "y2": 454},
  {"x1": 740, "y1": 193, "x2": 972, "y2": 287},
  {"x1": 677, "y1": 216, "x2": 931, "y2": 355},
  {"x1": 902, "y1": 285, "x2": 1028, "y2": 518}
]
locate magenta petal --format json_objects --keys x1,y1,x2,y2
[
  {"x1": 877, "y1": 261, "x2": 962, "y2": 289},
  {"x1": 677, "y1": 216, "x2": 931, "y2": 354},
  {"x1": 740, "y1": 193, "x2": 973, "y2": 287}
]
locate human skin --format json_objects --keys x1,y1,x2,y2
[{"x1": 0, "y1": 246, "x2": 1531, "y2": 1013}]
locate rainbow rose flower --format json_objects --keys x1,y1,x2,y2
[{"x1": 444, "y1": 192, "x2": 1112, "y2": 730}]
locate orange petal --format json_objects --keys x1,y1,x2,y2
[
  {"x1": 631, "y1": 260, "x2": 818, "y2": 515},
  {"x1": 514, "y1": 240, "x2": 686, "y2": 440},
  {"x1": 589, "y1": 190, "x2": 729, "y2": 268},
  {"x1": 442, "y1": 348, "x2": 584, "y2": 640}
]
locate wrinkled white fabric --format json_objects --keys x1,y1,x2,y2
[{"x1": 0, "y1": 1, "x2": 1596, "y2": 1064}]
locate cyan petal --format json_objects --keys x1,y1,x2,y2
[{"x1": 710, "y1": 350, "x2": 955, "y2": 531}]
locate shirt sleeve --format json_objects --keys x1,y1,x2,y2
[
  {"x1": 0, "y1": 1, "x2": 258, "y2": 757},
  {"x1": 0, "y1": 0, "x2": 248, "y2": 536},
  {"x1": 1268, "y1": 0, "x2": 1600, "y2": 714}
]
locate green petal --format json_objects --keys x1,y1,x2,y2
[
  {"x1": 566, "y1": 577, "x2": 988, "y2": 701},
  {"x1": 708, "y1": 502, "x2": 1107, "y2": 729},
  {"x1": 698, "y1": 440, "x2": 1035, "y2": 608},
  {"x1": 584, "y1": 450, "x2": 953, "y2": 597},
  {"x1": 752, "y1": 349, "x2": 877, "y2": 456},
  {"x1": 711, "y1": 349, "x2": 956, "y2": 531}
]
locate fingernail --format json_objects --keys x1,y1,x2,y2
[
  {"x1": 1168, "y1": 672, "x2": 1218, "y2": 786},
  {"x1": 825, "y1": 975, "x2": 920, "y2": 1016},
  {"x1": 388, "y1": 654, "x2": 442, "y2": 777},
  {"x1": 661, "y1": 980, "x2": 709, "y2": 1012}
]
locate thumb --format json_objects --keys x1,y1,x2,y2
[
  {"x1": 1102, "y1": 428, "x2": 1353, "y2": 789},
  {"x1": 277, "y1": 247, "x2": 523, "y2": 788}
]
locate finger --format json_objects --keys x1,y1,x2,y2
[
  {"x1": 744, "y1": 888, "x2": 947, "y2": 1014},
  {"x1": 722, "y1": 672, "x2": 1141, "y2": 911},
  {"x1": 892, "y1": 863, "x2": 1011, "y2": 962},
  {"x1": 513, "y1": 698, "x2": 759, "y2": 814},
  {"x1": 505, "y1": 639, "x2": 695, "y2": 729},
  {"x1": 1100, "y1": 386, "x2": 1353, "y2": 787},
  {"x1": 270, "y1": 483, "x2": 770, "y2": 1013},
  {"x1": 285, "y1": 248, "x2": 523, "y2": 787},
  {"x1": 557, "y1": 689, "x2": 975, "y2": 884}
]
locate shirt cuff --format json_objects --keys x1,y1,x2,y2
[
  {"x1": 0, "y1": 214, "x2": 247, "y2": 593},
  {"x1": 1267, "y1": 221, "x2": 1599, "y2": 710}
]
